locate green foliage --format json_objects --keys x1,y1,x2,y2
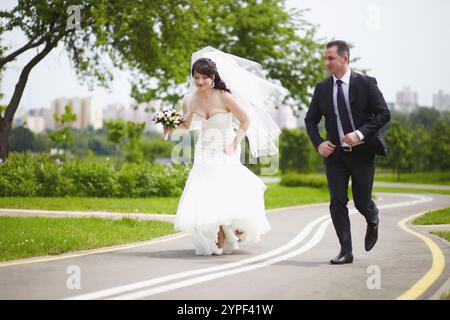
[
  {"x1": 62, "y1": 160, "x2": 117, "y2": 197},
  {"x1": 2, "y1": 0, "x2": 324, "y2": 109},
  {"x1": 280, "y1": 172, "x2": 327, "y2": 188},
  {"x1": 105, "y1": 119, "x2": 127, "y2": 146},
  {"x1": 48, "y1": 105, "x2": 77, "y2": 153},
  {"x1": 10, "y1": 126, "x2": 36, "y2": 152},
  {"x1": 124, "y1": 121, "x2": 146, "y2": 162},
  {"x1": 0, "y1": 152, "x2": 38, "y2": 196},
  {"x1": 1, "y1": 1, "x2": 327, "y2": 161},
  {"x1": 430, "y1": 117, "x2": 450, "y2": 172},
  {"x1": 109, "y1": 0, "x2": 326, "y2": 110},
  {"x1": 0, "y1": 152, "x2": 189, "y2": 197},
  {"x1": 279, "y1": 128, "x2": 320, "y2": 173},
  {"x1": 379, "y1": 110, "x2": 450, "y2": 175},
  {"x1": 380, "y1": 121, "x2": 413, "y2": 180},
  {"x1": 141, "y1": 139, "x2": 175, "y2": 162},
  {"x1": 117, "y1": 162, "x2": 189, "y2": 197},
  {"x1": 408, "y1": 107, "x2": 441, "y2": 129},
  {"x1": 105, "y1": 119, "x2": 147, "y2": 162}
]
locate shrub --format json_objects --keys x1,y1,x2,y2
[
  {"x1": 280, "y1": 172, "x2": 328, "y2": 189},
  {"x1": 0, "y1": 152, "x2": 38, "y2": 196},
  {"x1": 0, "y1": 152, "x2": 190, "y2": 198}
]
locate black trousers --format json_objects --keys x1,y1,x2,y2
[{"x1": 325, "y1": 148, "x2": 379, "y2": 254}]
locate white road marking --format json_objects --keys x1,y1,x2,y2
[
  {"x1": 65, "y1": 214, "x2": 330, "y2": 300},
  {"x1": 65, "y1": 194, "x2": 433, "y2": 300},
  {"x1": 111, "y1": 218, "x2": 333, "y2": 299}
]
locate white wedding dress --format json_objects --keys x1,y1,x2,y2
[{"x1": 174, "y1": 111, "x2": 271, "y2": 255}]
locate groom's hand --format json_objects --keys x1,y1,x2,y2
[
  {"x1": 342, "y1": 132, "x2": 361, "y2": 146},
  {"x1": 318, "y1": 141, "x2": 336, "y2": 157}
]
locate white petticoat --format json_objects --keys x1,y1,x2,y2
[{"x1": 174, "y1": 142, "x2": 271, "y2": 255}]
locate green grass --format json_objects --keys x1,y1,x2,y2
[
  {"x1": 0, "y1": 184, "x2": 333, "y2": 214},
  {"x1": 0, "y1": 184, "x2": 447, "y2": 216},
  {"x1": 431, "y1": 231, "x2": 450, "y2": 242},
  {"x1": 0, "y1": 216, "x2": 176, "y2": 261},
  {"x1": 0, "y1": 184, "x2": 333, "y2": 262},
  {"x1": 439, "y1": 289, "x2": 450, "y2": 300},
  {"x1": 0, "y1": 196, "x2": 180, "y2": 214},
  {"x1": 375, "y1": 171, "x2": 450, "y2": 185},
  {"x1": 413, "y1": 207, "x2": 450, "y2": 225},
  {"x1": 373, "y1": 187, "x2": 450, "y2": 195},
  {"x1": 264, "y1": 183, "x2": 330, "y2": 209}
]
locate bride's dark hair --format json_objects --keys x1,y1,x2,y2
[{"x1": 191, "y1": 58, "x2": 231, "y2": 93}]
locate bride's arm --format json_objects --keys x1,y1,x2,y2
[{"x1": 221, "y1": 92, "x2": 251, "y2": 149}]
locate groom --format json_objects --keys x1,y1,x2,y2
[{"x1": 304, "y1": 40, "x2": 390, "y2": 264}]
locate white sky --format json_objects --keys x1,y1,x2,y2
[
  {"x1": 1, "y1": 0, "x2": 449, "y2": 111},
  {"x1": 286, "y1": 0, "x2": 450, "y2": 106}
]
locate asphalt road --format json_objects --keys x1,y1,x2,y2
[{"x1": 0, "y1": 192, "x2": 449, "y2": 300}]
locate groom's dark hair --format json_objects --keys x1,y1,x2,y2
[{"x1": 326, "y1": 40, "x2": 350, "y2": 60}]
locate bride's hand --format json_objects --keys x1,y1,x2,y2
[
  {"x1": 163, "y1": 127, "x2": 174, "y2": 135},
  {"x1": 224, "y1": 143, "x2": 236, "y2": 155}
]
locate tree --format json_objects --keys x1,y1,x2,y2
[
  {"x1": 48, "y1": 105, "x2": 77, "y2": 156},
  {"x1": 10, "y1": 126, "x2": 35, "y2": 152},
  {"x1": 409, "y1": 107, "x2": 441, "y2": 129},
  {"x1": 430, "y1": 118, "x2": 450, "y2": 175},
  {"x1": 382, "y1": 121, "x2": 413, "y2": 181},
  {"x1": 124, "y1": 121, "x2": 146, "y2": 163},
  {"x1": 279, "y1": 128, "x2": 314, "y2": 173},
  {"x1": 131, "y1": 1, "x2": 327, "y2": 112},
  {"x1": 409, "y1": 125, "x2": 433, "y2": 172},
  {"x1": 0, "y1": 0, "x2": 91, "y2": 160},
  {"x1": 0, "y1": 0, "x2": 325, "y2": 161},
  {"x1": 105, "y1": 119, "x2": 146, "y2": 162}
]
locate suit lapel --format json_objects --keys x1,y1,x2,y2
[
  {"x1": 349, "y1": 71, "x2": 358, "y2": 106},
  {"x1": 326, "y1": 76, "x2": 334, "y2": 114}
]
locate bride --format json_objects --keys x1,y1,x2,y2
[{"x1": 165, "y1": 46, "x2": 287, "y2": 255}]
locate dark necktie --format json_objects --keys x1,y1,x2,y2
[{"x1": 336, "y1": 79, "x2": 353, "y2": 135}]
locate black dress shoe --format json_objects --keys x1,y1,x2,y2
[
  {"x1": 330, "y1": 252, "x2": 353, "y2": 265},
  {"x1": 365, "y1": 221, "x2": 379, "y2": 251}
]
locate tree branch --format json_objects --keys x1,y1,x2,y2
[
  {"x1": 4, "y1": 40, "x2": 57, "y2": 122},
  {"x1": 0, "y1": 36, "x2": 47, "y2": 69},
  {"x1": 0, "y1": 22, "x2": 57, "y2": 69}
]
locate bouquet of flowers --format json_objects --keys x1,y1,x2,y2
[{"x1": 152, "y1": 107, "x2": 184, "y2": 140}]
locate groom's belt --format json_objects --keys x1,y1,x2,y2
[{"x1": 341, "y1": 141, "x2": 365, "y2": 152}]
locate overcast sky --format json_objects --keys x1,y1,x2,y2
[{"x1": 1, "y1": 0, "x2": 449, "y2": 111}]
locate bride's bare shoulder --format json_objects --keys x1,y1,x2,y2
[
  {"x1": 182, "y1": 92, "x2": 195, "y2": 103},
  {"x1": 180, "y1": 93, "x2": 195, "y2": 115},
  {"x1": 217, "y1": 90, "x2": 236, "y2": 105}
]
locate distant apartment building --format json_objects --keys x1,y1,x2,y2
[
  {"x1": 104, "y1": 99, "x2": 301, "y2": 134},
  {"x1": 51, "y1": 97, "x2": 103, "y2": 130},
  {"x1": 104, "y1": 100, "x2": 162, "y2": 132},
  {"x1": 432, "y1": 90, "x2": 450, "y2": 111},
  {"x1": 396, "y1": 86, "x2": 418, "y2": 113},
  {"x1": 26, "y1": 108, "x2": 52, "y2": 133}
]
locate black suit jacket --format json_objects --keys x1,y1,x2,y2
[{"x1": 304, "y1": 71, "x2": 390, "y2": 164}]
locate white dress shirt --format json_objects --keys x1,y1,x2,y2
[{"x1": 332, "y1": 67, "x2": 364, "y2": 143}]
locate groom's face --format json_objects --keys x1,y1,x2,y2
[{"x1": 324, "y1": 46, "x2": 348, "y2": 75}]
